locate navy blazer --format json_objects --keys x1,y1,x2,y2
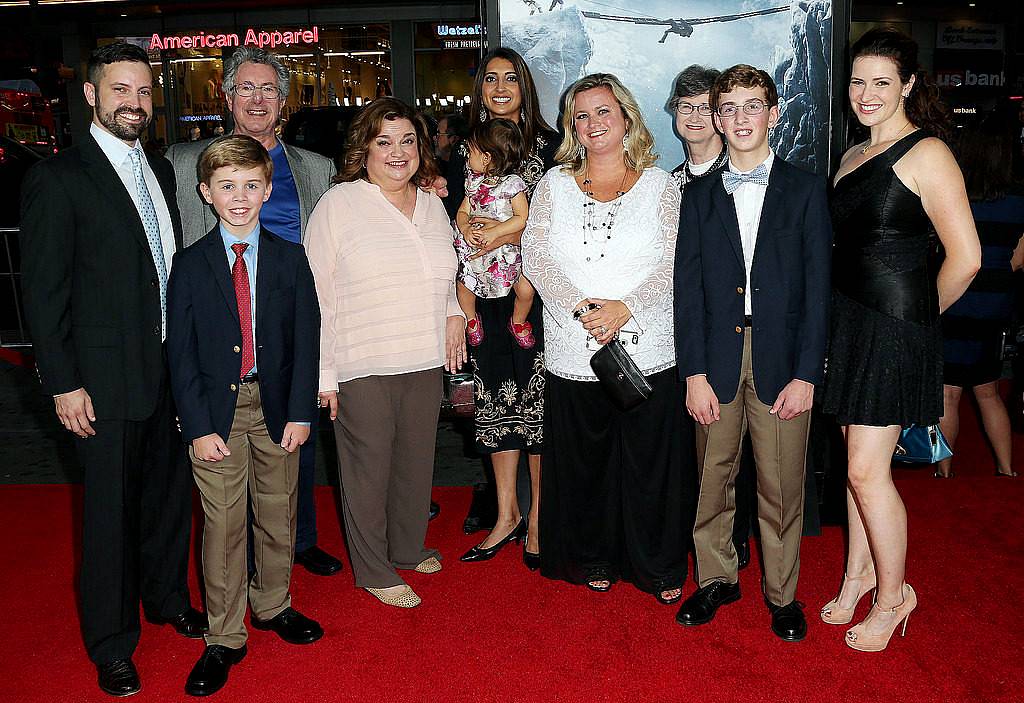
[
  {"x1": 166, "y1": 226, "x2": 320, "y2": 445},
  {"x1": 674, "y1": 157, "x2": 832, "y2": 406}
]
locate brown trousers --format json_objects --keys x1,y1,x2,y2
[
  {"x1": 334, "y1": 368, "x2": 442, "y2": 588},
  {"x1": 190, "y1": 382, "x2": 298, "y2": 648},
  {"x1": 693, "y1": 329, "x2": 810, "y2": 606}
]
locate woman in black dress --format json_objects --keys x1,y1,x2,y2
[
  {"x1": 454, "y1": 48, "x2": 559, "y2": 568},
  {"x1": 820, "y1": 28, "x2": 980, "y2": 651}
]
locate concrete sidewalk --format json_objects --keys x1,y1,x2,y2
[{"x1": 0, "y1": 360, "x2": 483, "y2": 486}]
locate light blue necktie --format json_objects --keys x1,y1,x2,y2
[
  {"x1": 128, "y1": 148, "x2": 168, "y2": 331},
  {"x1": 722, "y1": 164, "x2": 770, "y2": 194}
]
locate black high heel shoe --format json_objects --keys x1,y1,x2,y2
[
  {"x1": 460, "y1": 519, "x2": 526, "y2": 562},
  {"x1": 523, "y1": 546, "x2": 540, "y2": 571}
]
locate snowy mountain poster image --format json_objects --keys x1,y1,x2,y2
[{"x1": 498, "y1": 0, "x2": 833, "y2": 175}]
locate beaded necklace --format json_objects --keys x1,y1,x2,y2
[{"x1": 582, "y1": 167, "x2": 630, "y2": 262}]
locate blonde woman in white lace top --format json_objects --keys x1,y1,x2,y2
[{"x1": 522, "y1": 73, "x2": 696, "y2": 606}]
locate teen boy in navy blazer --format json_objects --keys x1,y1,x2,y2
[
  {"x1": 167, "y1": 135, "x2": 323, "y2": 696},
  {"x1": 673, "y1": 65, "x2": 832, "y2": 643}
]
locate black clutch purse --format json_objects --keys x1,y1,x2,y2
[{"x1": 589, "y1": 340, "x2": 653, "y2": 411}]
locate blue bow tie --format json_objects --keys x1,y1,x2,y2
[{"x1": 722, "y1": 164, "x2": 769, "y2": 194}]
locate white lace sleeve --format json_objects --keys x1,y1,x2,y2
[
  {"x1": 621, "y1": 178, "x2": 681, "y2": 330},
  {"x1": 522, "y1": 172, "x2": 587, "y2": 328}
]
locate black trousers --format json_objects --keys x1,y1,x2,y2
[
  {"x1": 75, "y1": 368, "x2": 193, "y2": 664},
  {"x1": 540, "y1": 368, "x2": 696, "y2": 592}
]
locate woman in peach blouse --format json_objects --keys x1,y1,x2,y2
[{"x1": 305, "y1": 98, "x2": 466, "y2": 608}]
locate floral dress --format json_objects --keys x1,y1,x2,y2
[{"x1": 454, "y1": 171, "x2": 527, "y2": 298}]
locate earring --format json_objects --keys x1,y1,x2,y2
[
  {"x1": 520, "y1": 107, "x2": 526, "y2": 122},
  {"x1": 479, "y1": 107, "x2": 488, "y2": 122},
  {"x1": 622, "y1": 133, "x2": 628, "y2": 148},
  {"x1": 578, "y1": 144, "x2": 587, "y2": 160}
]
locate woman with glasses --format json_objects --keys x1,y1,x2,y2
[
  {"x1": 668, "y1": 65, "x2": 729, "y2": 190},
  {"x1": 523, "y1": 73, "x2": 693, "y2": 604},
  {"x1": 820, "y1": 28, "x2": 980, "y2": 651}
]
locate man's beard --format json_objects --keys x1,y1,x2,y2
[{"x1": 96, "y1": 95, "x2": 150, "y2": 141}]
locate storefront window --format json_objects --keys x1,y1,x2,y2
[
  {"x1": 414, "y1": 20, "x2": 480, "y2": 118},
  {"x1": 119, "y1": 22, "x2": 393, "y2": 145}
]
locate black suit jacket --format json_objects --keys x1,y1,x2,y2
[
  {"x1": 166, "y1": 226, "x2": 320, "y2": 445},
  {"x1": 19, "y1": 134, "x2": 184, "y2": 420},
  {"x1": 674, "y1": 157, "x2": 832, "y2": 405}
]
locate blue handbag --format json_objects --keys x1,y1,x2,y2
[{"x1": 893, "y1": 424, "x2": 952, "y2": 464}]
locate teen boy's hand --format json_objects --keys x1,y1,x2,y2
[
  {"x1": 193, "y1": 433, "x2": 231, "y2": 462},
  {"x1": 686, "y1": 374, "x2": 721, "y2": 425},
  {"x1": 318, "y1": 391, "x2": 338, "y2": 420},
  {"x1": 281, "y1": 422, "x2": 310, "y2": 453}
]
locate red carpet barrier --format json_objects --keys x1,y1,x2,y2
[{"x1": 1, "y1": 471, "x2": 1022, "y2": 702}]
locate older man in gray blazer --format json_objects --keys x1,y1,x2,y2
[{"x1": 167, "y1": 46, "x2": 341, "y2": 577}]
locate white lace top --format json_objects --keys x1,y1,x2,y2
[{"x1": 522, "y1": 166, "x2": 681, "y2": 381}]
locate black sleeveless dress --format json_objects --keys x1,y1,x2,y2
[{"x1": 822, "y1": 130, "x2": 944, "y2": 427}]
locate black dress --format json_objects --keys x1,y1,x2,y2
[
  {"x1": 449, "y1": 129, "x2": 560, "y2": 454},
  {"x1": 822, "y1": 130, "x2": 943, "y2": 427}
]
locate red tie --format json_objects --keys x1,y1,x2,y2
[{"x1": 231, "y1": 242, "x2": 255, "y2": 378}]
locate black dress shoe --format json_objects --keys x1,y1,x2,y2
[
  {"x1": 154, "y1": 607, "x2": 208, "y2": 639},
  {"x1": 97, "y1": 658, "x2": 140, "y2": 697},
  {"x1": 735, "y1": 539, "x2": 751, "y2": 570},
  {"x1": 251, "y1": 607, "x2": 323, "y2": 645},
  {"x1": 675, "y1": 581, "x2": 741, "y2": 626},
  {"x1": 295, "y1": 546, "x2": 343, "y2": 576},
  {"x1": 429, "y1": 500, "x2": 441, "y2": 521},
  {"x1": 460, "y1": 519, "x2": 526, "y2": 562},
  {"x1": 185, "y1": 645, "x2": 247, "y2": 697},
  {"x1": 462, "y1": 482, "x2": 498, "y2": 534},
  {"x1": 768, "y1": 601, "x2": 807, "y2": 642}
]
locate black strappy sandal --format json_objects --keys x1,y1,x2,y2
[
  {"x1": 585, "y1": 566, "x2": 613, "y2": 592},
  {"x1": 653, "y1": 579, "x2": 683, "y2": 605}
]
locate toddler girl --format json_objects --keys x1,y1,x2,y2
[{"x1": 454, "y1": 118, "x2": 536, "y2": 348}]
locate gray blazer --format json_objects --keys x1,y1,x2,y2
[{"x1": 166, "y1": 137, "x2": 335, "y2": 248}]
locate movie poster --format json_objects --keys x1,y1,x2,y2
[{"x1": 497, "y1": 0, "x2": 834, "y2": 175}]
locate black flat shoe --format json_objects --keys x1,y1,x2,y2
[
  {"x1": 151, "y1": 607, "x2": 208, "y2": 639},
  {"x1": 675, "y1": 581, "x2": 741, "y2": 626},
  {"x1": 97, "y1": 658, "x2": 140, "y2": 697},
  {"x1": 995, "y1": 469, "x2": 1019, "y2": 477},
  {"x1": 429, "y1": 500, "x2": 441, "y2": 521},
  {"x1": 933, "y1": 470, "x2": 954, "y2": 479},
  {"x1": 523, "y1": 548, "x2": 540, "y2": 571},
  {"x1": 295, "y1": 546, "x2": 343, "y2": 576},
  {"x1": 735, "y1": 540, "x2": 751, "y2": 571},
  {"x1": 768, "y1": 601, "x2": 807, "y2": 642},
  {"x1": 185, "y1": 645, "x2": 247, "y2": 697},
  {"x1": 462, "y1": 482, "x2": 498, "y2": 534},
  {"x1": 460, "y1": 519, "x2": 526, "y2": 562},
  {"x1": 251, "y1": 607, "x2": 323, "y2": 645}
]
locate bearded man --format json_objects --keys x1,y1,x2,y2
[{"x1": 19, "y1": 42, "x2": 205, "y2": 697}]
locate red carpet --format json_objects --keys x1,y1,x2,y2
[{"x1": 2, "y1": 464, "x2": 1022, "y2": 703}]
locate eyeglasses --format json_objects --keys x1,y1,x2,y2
[
  {"x1": 717, "y1": 100, "x2": 770, "y2": 118},
  {"x1": 231, "y1": 82, "x2": 281, "y2": 100},
  {"x1": 675, "y1": 102, "x2": 713, "y2": 116}
]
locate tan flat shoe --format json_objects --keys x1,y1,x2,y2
[
  {"x1": 846, "y1": 583, "x2": 917, "y2": 652},
  {"x1": 365, "y1": 585, "x2": 421, "y2": 608},
  {"x1": 414, "y1": 557, "x2": 442, "y2": 574},
  {"x1": 820, "y1": 571, "x2": 876, "y2": 625}
]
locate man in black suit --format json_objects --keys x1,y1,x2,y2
[
  {"x1": 673, "y1": 64, "x2": 831, "y2": 642},
  {"x1": 19, "y1": 43, "x2": 205, "y2": 696}
]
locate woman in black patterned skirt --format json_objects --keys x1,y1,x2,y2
[
  {"x1": 820, "y1": 28, "x2": 980, "y2": 652},
  {"x1": 453, "y1": 48, "x2": 559, "y2": 568}
]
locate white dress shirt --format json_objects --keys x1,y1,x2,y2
[
  {"x1": 727, "y1": 150, "x2": 774, "y2": 315},
  {"x1": 89, "y1": 123, "x2": 176, "y2": 284}
]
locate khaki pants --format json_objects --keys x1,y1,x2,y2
[
  {"x1": 693, "y1": 329, "x2": 810, "y2": 606},
  {"x1": 190, "y1": 381, "x2": 298, "y2": 648}
]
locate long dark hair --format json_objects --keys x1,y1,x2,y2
[
  {"x1": 851, "y1": 27, "x2": 952, "y2": 142},
  {"x1": 334, "y1": 97, "x2": 439, "y2": 187},
  {"x1": 468, "y1": 47, "x2": 553, "y2": 151},
  {"x1": 957, "y1": 111, "x2": 1015, "y2": 202}
]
